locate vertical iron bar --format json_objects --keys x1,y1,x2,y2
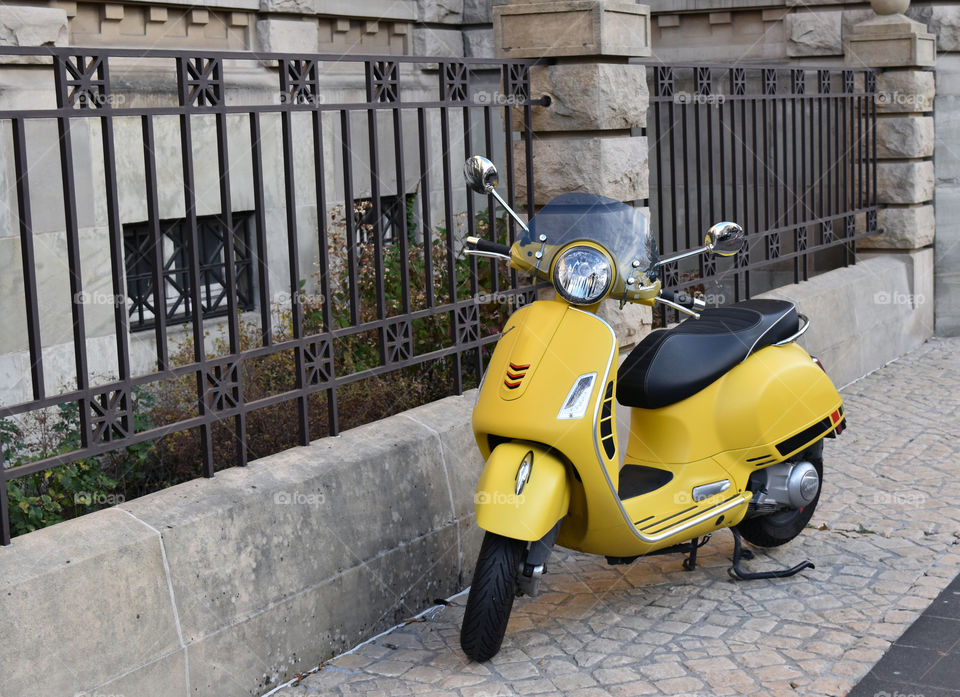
[
  {"x1": 503, "y1": 97, "x2": 519, "y2": 290},
  {"x1": 53, "y1": 58, "x2": 91, "y2": 447},
  {"x1": 281, "y1": 108, "x2": 310, "y2": 446},
  {"x1": 177, "y1": 107, "x2": 213, "y2": 475},
  {"x1": 215, "y1": 108, "x2": 246, "y2": 466},
  {"x1": 98, "y1": 62, "x2": 131, "y2": 393},
  {"x1": 417, "y1": 108, "x2": 434, "y2": 308},
  {"x1": 142, "y1": 116, "x2": 169, "y2": 370},
  {"x1": 12, "y1": 118, "x2": 45, "y2": 400},
  {"x1": 668, "y1": 96, "x2": 679, "y2": 254},
  {"x1": 680, "y1": 102, "x2": 690, "y2": 253},
  {"x1": 340, "y1": 110, "x2": 359, "y2": 325},
  {"x1": 312, "y1": 109, "x2": 338, "y2": 436},
  {"x1": 366, "y1": 104, "x2": 388, "y2": 366},
  {"x1": 483, "y1": 104, "x2": 498, "y2": 294},
  {"x1": 439, "y1": 99, "x2": 462, "y2": 394},
  {"x1": 0, "y1": 469, "x2": 9, "y2": 545},
  {"x1": 392, "y1": 107, "x2": 410, "y2": 315},
  {"x1": 249, "y1": 113, "x2": 272, "y2": 347}
]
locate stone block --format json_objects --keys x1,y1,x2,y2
[
  {"x1": 859, "y1": 204, "x2": 934, "y2": 249},
  {"x1": 935, "y1": 185, "x2": 960, "y2": 336},
  {"x1": 786, "y1": 10, "x2": 842, "y2": 57},
  {"x1": 410, "y1": 25, "x2": 464, "y2": 57},
  {"x1": 256, "y1": 17, "x2": 319, "y2": 53},
  {"x1": 260, "y1": 0, "x2": 317, "y2": 13},
  {"x1": 844, "y1": 14, "x2": 935, "y2": 68},
  {"x1": 876, "y1": 115, "x2": 934, "y2": 159},
  {"x1": 597, "y1": 299, "x2": 653, "y2": 351},
  {"x1": 463, "y1": 27, "x2": 494, "y2": 57},
  {"x1": 935, "y1": 96, "x2": 960, "y2": 182},
  {"x1": 122, "y1": 414, "x2": 459, "y2": 642},
  {"x1": 417, "y1": 0, "x2": 463, "y2": 24},
  {"x1": 908, "y1": 5, "x2": 960, "y2": 52},
  {"x1": 514, "y1": 134, "x2": 648, "y2": 206},
  {"x1": 876, "y1": 69, "x2": 934, "y2": 114},
  {"x1": 0, "y1": 5, "x2": 67, "y2": 47},
  {"x1": 877, "y1": 160, "x2": 934, "y2": 205},
  {"x1": 186, "y1": 524, "x2": 462, "y2": 696},
  {"x1": 0, "y1": 509, "x2": 182, "y2": 697},
  {"x1": 521, "y1": 62, "x2": 648, "y2": 132},
  {"x1": 494, "y1": 0, "x2": 651, "y2": 58},
  {"x1": 758, "y1": 250, "x2": 933, "y2": 386}
]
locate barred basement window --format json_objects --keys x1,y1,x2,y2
[
  {"x1": 124, "y1": 213, "x2": 255, "y2": 331},
  {"x1": 354, "y1": 194, "x2": 410, "y2": 246}
]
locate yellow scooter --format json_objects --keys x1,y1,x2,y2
[{"x1": 459, "y1": 156, "x2": 846, "y2": 662}]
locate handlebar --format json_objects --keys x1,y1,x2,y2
[
  {"x1": 465, "y1": 236, "x2": 511, "y2": 258},
  {"x1": 659, "y1": 289, "x2": 704, "y2": 311}
]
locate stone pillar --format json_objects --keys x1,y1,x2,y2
[
  {"x1": 846, "y1": 1, "x2": 935, "y2": 251},
  {"x1": 844, "y1": 1, "x2": 935, "y2": 341},
  {"x1": 492, "y1": 0, "x2": 653, "y2": 347}
]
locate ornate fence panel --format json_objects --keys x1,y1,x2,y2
[
  {"x1": 0, "y1": 47, "x2": 542, "y2": 544},
  {"x1": 641, "y1": 63, "x2": 878, "y2": 312}
]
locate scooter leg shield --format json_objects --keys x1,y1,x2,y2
[{"x1": 474, "y1": 442, "x2": 570, "y2": 542}]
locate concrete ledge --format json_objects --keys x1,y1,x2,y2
[
  {"x1": 0, "y1": 251, "x2": 934, "y2": 697},
  {"x1": 0, "y1": 392, "x2": 484, "y2": 697},
  {"x1": 758, "y1": 249, "x2": 934, "y2": 387}
]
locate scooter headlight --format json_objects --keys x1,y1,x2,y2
[{"x1": 553, "y1": 246, "x2": 612, "y2": 305}]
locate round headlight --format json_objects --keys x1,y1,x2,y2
[{"x1": 553, "y1": 246, "x2": 612, "y2": 305}]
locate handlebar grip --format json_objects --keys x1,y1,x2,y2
[
  {"x1": 467, "y1": 236, "x2": 511, "y2": 257},
  {"x1": 660, "y1": 289, "x2": 701, "y2": 309}
]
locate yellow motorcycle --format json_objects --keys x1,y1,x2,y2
[{"x1": 459, "y1": 156, "x2": 846, "y2": 662}]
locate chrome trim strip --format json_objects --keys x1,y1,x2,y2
[
  {"x1": 773, "y1": 313, "x2": 811, "y2": 346},
  {"x1": 569, "y1": 309, "x2": 747, "y2": 545}
]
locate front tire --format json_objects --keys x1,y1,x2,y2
[
  {"x1": 460, "y1": 532, "x2": 526, "y2": 662},
  {"x1": 736, "y1": 441, "x2": 824, "y2": 547}
]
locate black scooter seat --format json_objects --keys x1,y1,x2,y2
[{"x1": 617, "y1": 299, "x2": 798, "y2": 409}]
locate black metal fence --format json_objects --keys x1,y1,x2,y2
[
  {"x1": 641, "y1": 63, "x2": 878, "y2": 310},
  {"x1": 0, "y1": 47, "x2": 542, "y2": 545}
]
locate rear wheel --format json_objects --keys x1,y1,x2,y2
[
  {"x1": 736, "y1": 441, "x2": 824, "y2": 547},
  {"x1": 460, "y1": 532, "x2": 526, "y2": 662}
]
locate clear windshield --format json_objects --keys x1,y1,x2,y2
[{"x1": 515, "y1": 193, "x2": 659, "y2": 300}]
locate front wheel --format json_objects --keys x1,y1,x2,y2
[
  {"x1": 460, "y1": 532, "x2": 526, "y2": 662},
  {"x1": 736, "y1": 441, "x2": 824, "y2": 547}
]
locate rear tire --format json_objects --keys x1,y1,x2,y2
[
  {"x1": 460, "y1": 532, "x2": 526, "y2": 662},
  {"x1": 736, "y1": 441, "x2": 824, "y2": 548}
]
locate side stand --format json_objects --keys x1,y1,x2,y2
[{"x1": 727, "y1": 528, "x2": 815, "y2": 580}]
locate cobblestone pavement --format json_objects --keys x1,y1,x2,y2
[{"x1": 270, "y1": 337, "x2": 960, "y2": 697}]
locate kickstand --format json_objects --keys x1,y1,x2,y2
[
  {"x1": 727, "y1": 528, "x2": 815, "y2": 580},
  {"x1": 681, "y1": 535, "x2": 712, "y2": 571}
]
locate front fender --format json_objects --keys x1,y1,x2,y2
[{"x1": 474, "y1": 442, "x2": 570, "y2": 541}]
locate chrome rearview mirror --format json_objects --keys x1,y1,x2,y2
[
  {"x1": 704, "y1": 222, "x2": 744, "y2": 257},
  {"x1": 462, "y1": 155, "x2": 529, "y2": 232},
  {"x1": 464, "y1": 155, "x2": 499, "y2": 195}
]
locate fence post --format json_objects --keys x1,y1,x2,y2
[
  {"x1": 845, "y1": 0, "x2": 936, "y2": 337},
  {"x1": 491, "y1": 0, "x2": 654, "y2": 348}
]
